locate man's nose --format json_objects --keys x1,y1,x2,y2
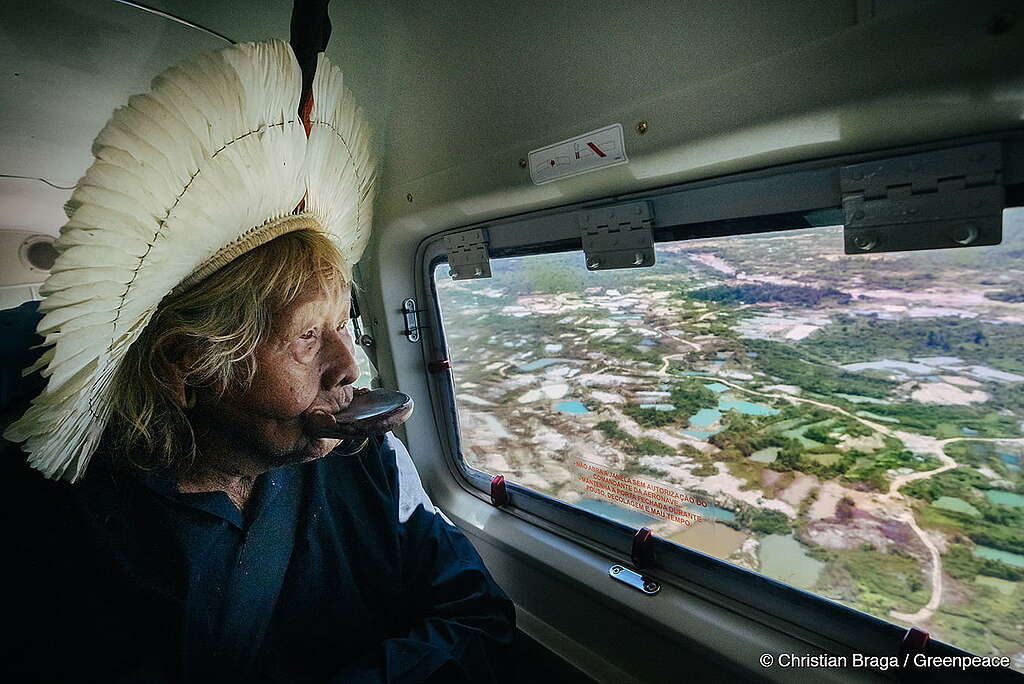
[{"x1": 322, "y1": 327, "x2": 360, "y2": 390}]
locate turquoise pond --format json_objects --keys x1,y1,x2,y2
[
  {"x1": 686, "y1": 400, "x2": 777, "y2": 430},
  {"x1": 576, "y1": 498, "x2": 655, "y2": 527},
  {"x1": 703, "y1": 382, "x2": 730, "y2": 393},
  {"x1": 974, "y1": 545, "x2": 1024, "y2": 568},
  {"x1": 985, "y1": 490, "x2": 1024, "y2": 507},
  {"x1": 556, "y1": 401, "x2": 590, "y2": 414},
  {"x1": 689, "y1": 408, "x2": 722, "y2": 427},
  {"x1": 719, "y1": 399, "x2": 779, "y2": 416},
  {"x1": 696, "y1": 504, "x2": 737, "y2": 522},
  {"x1": 998, "y1": 453, "x2": 1021, "y2": 470},
  {"x1": 518, "y1": 357, "x2": 572, "y2": 371}
]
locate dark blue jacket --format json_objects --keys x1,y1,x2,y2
[{"x1": 0, "y1": 302, "x2": 515, "y2": 683}]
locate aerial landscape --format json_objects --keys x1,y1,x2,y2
[{"x1": 434, "y1": 211, "x2": 1024, "y2": 669}]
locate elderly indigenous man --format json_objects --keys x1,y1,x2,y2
[{"x1": 0, "y1": 40, "x2": 514, "y2": 683}]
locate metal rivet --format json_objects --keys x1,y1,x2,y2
[
  {"x1": 518, "y1": 158, "x2": 527, "y2": 169},
  {"x1": 852, "y1": 232, "x2": 878, "y2": 251},
  {"x1": 448, "y1": 268, "x2": 456, "y2": 278},
  {"x1": 636, "y1": 120, "x2": 648, "y2": 135},
  {"x1": 358, "y1": 334, "x2": 374, "y2": 347},
  {"x1": 406, "y1": 193, "x2": 414, "y2": 203},
  {"x1": 633, "y1": 253, "x2": 644, "y2": 266},
  {"x1": 473, "y1": 266, "x2": 482, "y2": 276},
  {"x1": 611, "y1": 565, "x2": 622, "y2": 575},
  {"x1": 643, "y1": 580, "x2": 659, "y2": 593},
  {"x1": 588, "y1": 258, "x2": 601, "y2": 269},
  {"x1": 951, "y1": 224, "x2": 978, "y2": 246}
]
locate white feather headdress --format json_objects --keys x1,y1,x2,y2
[{"x1": 3, "y1": 40, "x2": 375, "y2": 482}]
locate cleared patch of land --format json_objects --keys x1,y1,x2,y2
[{"x1": 437, "y1": 217, "x2": 1024, "y2": 667}]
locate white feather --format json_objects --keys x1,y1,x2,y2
[
  {"x1": 40, "y1": 269, "x2": 128, "y2": 295},
  {"x1": 4, "y1": 40, "x2": 375, "y2": 483},
  {"x1": 306, "y1": 52, "x2": 376, "y2": 270},
  {"x1": 36, "y1": 282, "x2": 124, "y2": 312}
]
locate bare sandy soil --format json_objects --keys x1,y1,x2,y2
[
  {"x1": 590, "y1": 391, "x2": 625, "y2": 404},
  {"x1": 939, "y1": 374, "x2": 982, "y2": 387},
  {"x1": 845, "y1": 287, "x2": 989, "y2": 307},
  {"x1": 576, "y1": 372, "x2": 635, "y2": 387},
  {"x1": 810, "y1": 481, "x2": 844, "y2": 519},
  {"x1": 779, "y1": 473, "x2": 819, "y2": 507},
  {"x1": 670, "y1": 465, "x2": 798, "y2": 517},
  {"x1": 805, "y1": 516, "x2": 917, "y2": 553},
  {"x1": 911, "y1": 382, "x2": 989, "y2": 405},
  {"x1": 838, "y1": 433, "x2": 885, "y2": 451}
]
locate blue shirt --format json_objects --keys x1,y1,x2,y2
[{"x1": 0, "y1": 302, "x2": 514, "y2": 683}]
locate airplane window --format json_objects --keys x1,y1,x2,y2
[{"x1": 434, "y1": 208, "x2": 1024, "y2": 666}]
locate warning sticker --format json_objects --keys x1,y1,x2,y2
[
  {"x1": 571, "y1": 459, "x2": 712, "y2": 528},
  {"x1": 528, "y1": 124, "x2": 628, "y2": 185}
]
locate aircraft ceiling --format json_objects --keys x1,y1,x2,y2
[{"x1": 2, "y1": 1, "x2": 1022, "y2": 239}]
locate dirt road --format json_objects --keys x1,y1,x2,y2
[{"x1": 660, "y1": 369, "x2": 1024, "y2": 624}]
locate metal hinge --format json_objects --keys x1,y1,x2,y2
[
  {"x1": 580, "y1": 201, "x2": 655, "y2": 270},
  {"x1": 445, "y1": 228, "x2": 491, "y2": 280},
  {"x1": 841, "y1": 142, "x2": 1004, "y2": 254}
]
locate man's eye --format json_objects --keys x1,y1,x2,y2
[{"x1": 300, "y1": 328, "x2": 317, "y2": 340}]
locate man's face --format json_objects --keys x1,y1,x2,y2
[{"x1": 191, "y1": 282, "x2": 359, "y2": 469}]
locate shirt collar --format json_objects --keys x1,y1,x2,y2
[{"x1": 140, "y1": 464, "x2": 298, "y2": 530}]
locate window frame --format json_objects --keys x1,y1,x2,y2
[{"x1": 415, "y1": 130, "x2": 1024, "y2": 664}]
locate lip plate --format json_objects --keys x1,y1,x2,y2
[{"x1": 331, "y1": 389, "x2": 413, "y2": 427}]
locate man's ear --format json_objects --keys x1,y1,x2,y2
[
  {"x1": 156, "y1": 337, "x2": 189, "y2": 409},
  {"x1": 169, "y1": 372, "x2": 187, "y2": 409}
]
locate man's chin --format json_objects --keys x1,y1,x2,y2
[
  {"x1": 264, "y1": 437, "x2": 340, "y2": 468},
  {"x1": 298, "y1": 437, "x2": 342, "y2": 463}
]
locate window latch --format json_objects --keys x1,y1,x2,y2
[
  {"x1": 445, "y1": 228, "x2": 491, "y2": 280},
  {"x1": 609, "y1": 565, "x2": 660, "y2": 595},
  {"x1": 609, "y1": 527, "x2": 660, "y2": 595},
  {"x1": 401, "y1": 298, "x2": 423, "y2": 343},
  {"x1": 580, "y1": 200, "x2": 655, "y2": 271},
  {"x1": 841, "y1": 142, "x2": 1004, "y2": 254}
]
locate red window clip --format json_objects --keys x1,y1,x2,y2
[
  {"x1": 631, "y1": 527, "x2": 655, "y2": 570},
  {"x1": 428, "y1": 359, "x2": 452, "y2": 373},
  {"x1": 490, "y1": 474, "x2": 509, "y2": 507},
  {"x1": 899, "y1": 626, "x2": 930, "y2": 661}
]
